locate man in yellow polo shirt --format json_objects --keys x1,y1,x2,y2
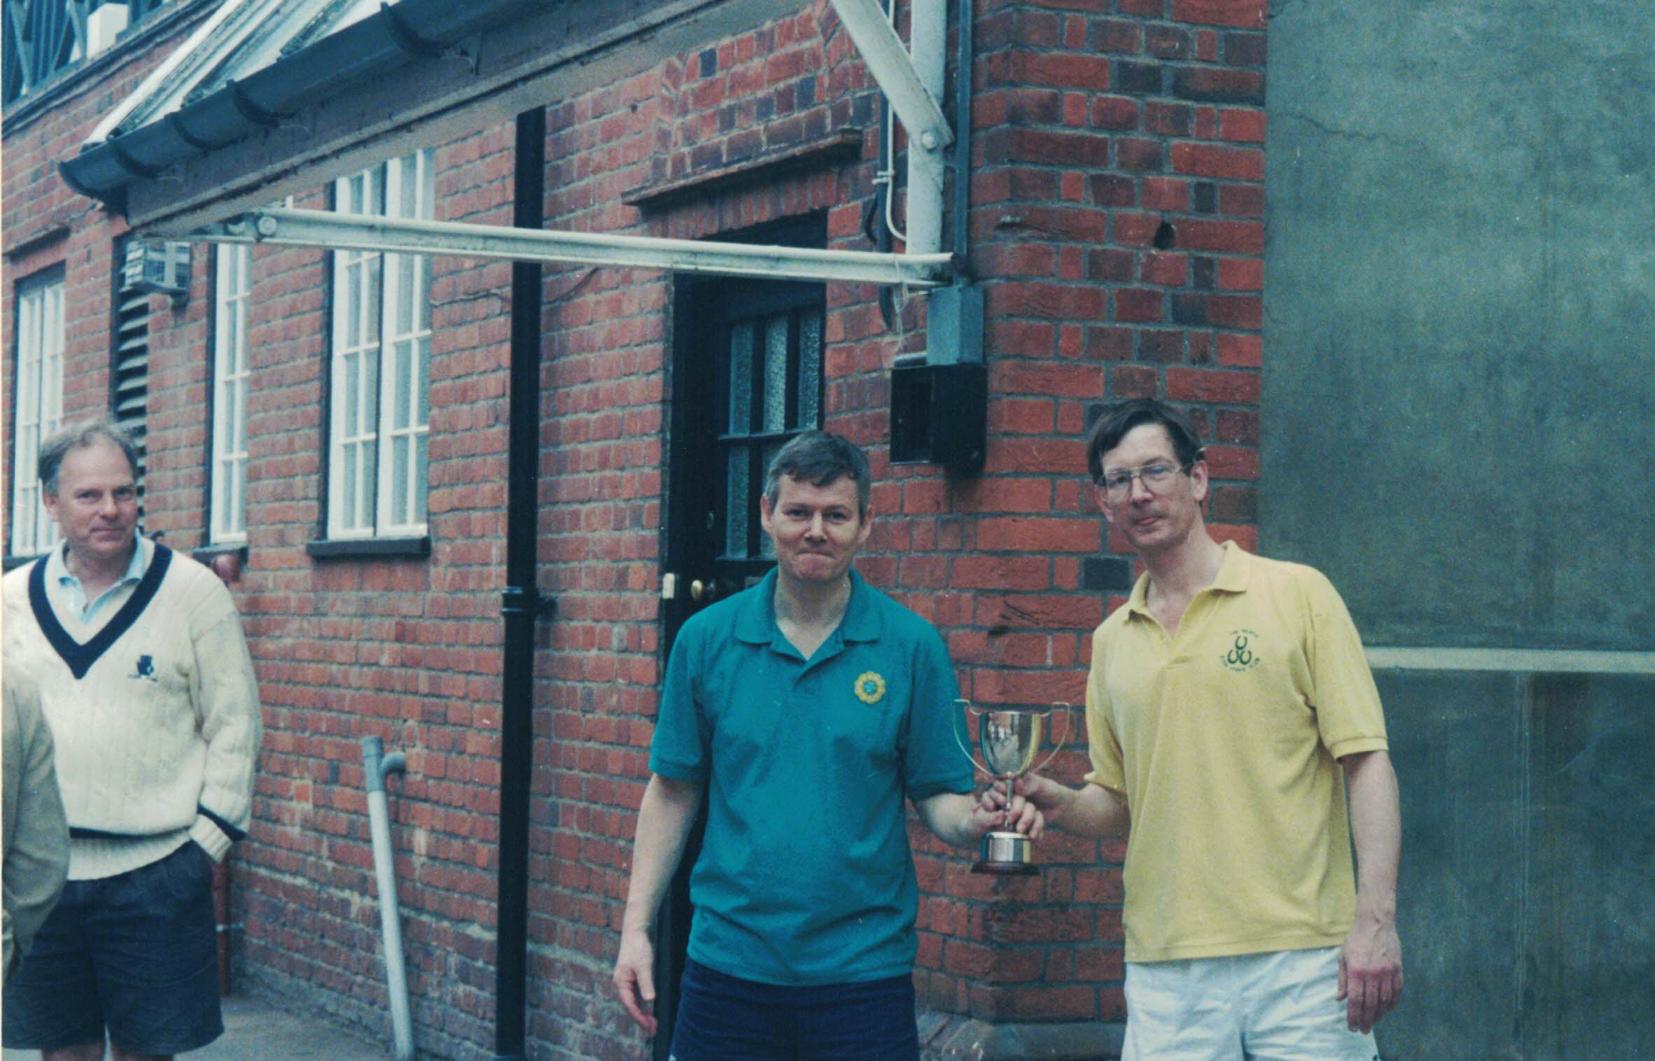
[{"x1": 1014, "y1": 399, "x2": 1403, "y2": 1059}]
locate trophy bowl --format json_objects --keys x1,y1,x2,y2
[{"x1": 955, "y1": 700, "x2": 1072, "y2": 875}]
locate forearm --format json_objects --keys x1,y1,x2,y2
[
  {"x1": 1344, "y1": 750, "x2": 1400, "y2": 920},
  {"x1": 6, "y1": 728, "x2": 69, "y2": 965},
  {"x1": 914, "y1": 792, "x2": 981, "y2": 848},
  {"x1": 620, "y1": 775, "x2": 703, "y2": 936},
  {"x1": 6, "y1": 809, "x2": 69, "y2": 962},
  {"x1": 193, "y1": 616, "x2": 263, "y2": 856},
  {"x1": 1047, "y1": 781, "x2": 1130, "y2": 840},
  {"x1": 1338, "y1": 749, "x2": 1403, "y2": 1031}
]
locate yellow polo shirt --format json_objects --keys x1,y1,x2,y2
[{"x1": 1085, "y1": 542, "x2": 1388, "y2": 962}]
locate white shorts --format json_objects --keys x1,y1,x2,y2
[{"x1": 1123, "y1": 946, "x2": 1380, "y2": 1061}]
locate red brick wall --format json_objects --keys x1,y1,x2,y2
[
  {"x1": 526, "y1": 9, "x2": 891, "y2": 1053},
  {"x1": 518, "y1": 0, "x2": 1266, "y2": 1052},
  {"x1": 3, "y1": 23, "x2": 518, "y2": 1046},
  {"x1": 225, "y1": 129, "x2": 519, "y2": 1058},
  {"x1": 3, "y1": 0, "x2": 1265, "y2": 1056},
  {"x1": 903, "y1": 0, "x2": 1268, "y2": 1026},
  {"x1": 1, "y1": 9, "x2": 213, "y2": 441}
]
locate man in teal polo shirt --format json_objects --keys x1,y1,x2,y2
[{"x1": 613, "y1": 431, "x2": 1037, "y2": 1059}]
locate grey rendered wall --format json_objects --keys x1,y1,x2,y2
[
  {"x1": 1263, "y1": 4, "x2": 1654, "y2": 1058},
  {"x1": 1262, "y1": 0, "x2": 1653, "y2": 651},
  {"x1": 1380, "y1": 671, "x2": 1654, "y2": 1058}
]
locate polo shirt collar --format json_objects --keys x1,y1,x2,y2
[
  {"x1": 1209, "y1": 540, "x2": 1251, "y2": 593},
  {"x1": 734, "y1": 567, "x2": 883, "y2": 650},
  {"x1": 46, "y1": 531, "x2": 148, "y2": 589},
  {"x1": 1125, "y1": 540, "x2": 1251, "y2": 618},
  {"x1": 841, "y1": 570, "x2": 882, "y2": 642}
]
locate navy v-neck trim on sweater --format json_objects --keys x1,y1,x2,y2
[{"x1": 28, "y1": 543, "x2": 173, "y2": 680}]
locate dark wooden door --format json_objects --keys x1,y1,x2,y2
[{"x1": 652, "y1": 216, "x2": 826, "y2": 1056}]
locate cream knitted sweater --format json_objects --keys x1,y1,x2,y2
[{"x1": 2, "y1": 539, "x2": 261, "y2": 880}]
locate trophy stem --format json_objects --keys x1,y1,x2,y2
[{"x1": 957, "y1": 700, "x2": 1049, "y2": 876}]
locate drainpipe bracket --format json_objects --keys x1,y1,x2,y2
[{"x1": 501, "y1": 585, "x2": 556, "y2": 620}]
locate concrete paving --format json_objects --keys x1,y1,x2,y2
[{"x1": 2, "y1": 993, "x2": 387, "y2": 1060}]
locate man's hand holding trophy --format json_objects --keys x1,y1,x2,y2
[{"x1": 957, "y1": 699, "x2": 1076, "y2": 875}]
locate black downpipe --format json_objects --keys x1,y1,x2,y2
[
  {"x1": 495, "y1": 105, "x2": 546, "y2": 1061},
  {"x1": 954, "y1": 0, "x2": 973, "y2": 266}
]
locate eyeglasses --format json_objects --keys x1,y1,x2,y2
[{"x1": 1098, "y1": 461, "x2": 1191, "y2": 501}]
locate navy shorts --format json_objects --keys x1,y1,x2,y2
[
  {"x1": 670, "y1": 958, "x2": 920, "y2": 1061},
  {"x1": 2, "y1": 842, "x2": 223, "y2": 1055}
]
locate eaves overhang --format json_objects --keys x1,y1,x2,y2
[{"x1": 61, "y1": 0, "x2": 808, "y2": 233}]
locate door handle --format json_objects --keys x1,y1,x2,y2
[{"x1": 662, "y1": 574, "x2": 716, "y2": 602}]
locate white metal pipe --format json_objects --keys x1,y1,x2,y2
[
  {"x1": 182, "y1": 208, "x2": 954, "y2": 287},
  {"x1": 362, "y1": 737, "x2": 414, "y2": 1061},
  {"x1": 905, "y1": 0, "x2": 947, "y2": 254},
  {"x1": 878, "y1": 0, "x2": 905, "y2": 244},
  {"x1": 828, "y1": 0, "x2": 953, "y2": 152}
]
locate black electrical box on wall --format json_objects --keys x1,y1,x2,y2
[{"x1": 889, "y1": 361, "x2": 986, "y2": 475}]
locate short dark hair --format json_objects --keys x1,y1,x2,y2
[
  {"x1": 763, "y1": 431, "x2": 871, "y2": 515},
  {"x1": 1085, "y1": 399, "x2": 1204, "y2": 483},
  {"x1": 39, "y1": 419, "x2": 140, "y2": 496}
]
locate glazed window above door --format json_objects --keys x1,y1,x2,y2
[{"x1": 716, "y1": 295, "x2": 824, "y2": 562}]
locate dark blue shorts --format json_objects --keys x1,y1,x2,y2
[
  {"x1": 670, "y1": 958, "x2": 920, "y2": 1061},
  {"x1": 2, "y1": 842, "x2": 223, "y2": 1055}
]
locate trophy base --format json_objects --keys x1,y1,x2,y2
[{"x1": 971, "y1": 831, "x2": 1038, "y2": 875}]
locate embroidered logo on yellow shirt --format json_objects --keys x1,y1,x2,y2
[
  {"x1": 1221, "y1": 630, "x2": 1260, "y2": 672},
  {"x1": 854, "y1": 671, "x2": 887, "y2": 704}
]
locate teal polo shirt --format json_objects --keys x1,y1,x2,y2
[{"x1": 651, "y1": 568, "x2": 973, "y2": 986}]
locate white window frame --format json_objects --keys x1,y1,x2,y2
[
  {"x1": 10, "y1": 275, "x2": 65, "y2": 556},
  {"x1": 210, "y1": 243, "x2": 252, "y2": 543},
  {"x1": 327, "y1": 149, "x2": 433, "y2": 540}
]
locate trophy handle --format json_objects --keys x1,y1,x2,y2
[
  {"x1": 1029, "y1": 701, "x2": 1074, "y2": 776},
  {"x1": 952, "y1": 699, "x2": 991, "y2": 779}
]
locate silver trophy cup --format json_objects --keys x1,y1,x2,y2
[{"x1": 955, "y1": 700, "x2": 1072, "y2": 875}]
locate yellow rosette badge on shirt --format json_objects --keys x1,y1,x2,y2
[{"x1": 854, "y1": 671, "x2": 887, "y2": 705}]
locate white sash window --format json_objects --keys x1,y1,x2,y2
[
  {"x1": 211, "y1": 244, "x2": 252, "y2": 543},
  {"x1": 327, "y1": 150, "x2": 433, "y2": 539},
  {"x1": 10, "y1": 275, "x2": 64, "y2": 556}
]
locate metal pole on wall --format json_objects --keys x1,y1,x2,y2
[
  {"x1": 362, "y1": 736, "x2": 414, "y2": 1061},
  {"x1": 827, "y1": 0, "x2": 954, "y2": 256},
  {"x1": 906, "y1": 0, "x2": 947, "y2": 255}
]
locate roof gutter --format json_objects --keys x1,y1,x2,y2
[
  {"x1": 59, "y1": 0, "x2": 811, "y2": 231},
  {"x1": 61, "y1": 0, "x2": 537, "y2": 209}
]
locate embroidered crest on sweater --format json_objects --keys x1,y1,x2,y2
[{"x1": 130, "y1": 654, "x2": 158, "y2": 681}]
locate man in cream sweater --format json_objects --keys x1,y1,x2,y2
[{"x1": 2, "y1": 420, "x2": 262, "y2": 1061}]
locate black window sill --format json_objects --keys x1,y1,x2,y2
[
  {"x1": 3, "y1": 553, "x2": 45, "y2": 572},
  {"x1": 306, "y1": 536, "x2": 431, "y2": 560},
  {"x1": 193, "y1": 542, "x2": 249, "y2": 564}
]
